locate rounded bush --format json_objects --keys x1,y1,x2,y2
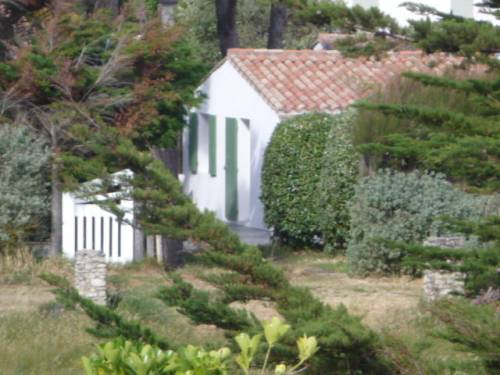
[
  {"x1": 318, "y1": 110, "x2": 359, "y2": 252},
  {"x1": 347, "y1": 169, "x2": 482, "y2": 274},
  {"x1": 261, "y1": 113, "x2": 332, "y2": 247}
]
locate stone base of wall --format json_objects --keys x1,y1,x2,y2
[
  {"x1": 423, "y1": 236, "x2": 464, "y2": 249},
  {"x1": 75, "y1": 250, "x2": 107, "y2": 305},
  {"x1": 423, "y1": 270, "x2": 465, "y2": 301}
]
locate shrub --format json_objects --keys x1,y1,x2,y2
[
  {"x1": 388, "y1": 216, "x2": 500, "y2": 294},
  {"x1": 261, "y1": 113, "x2": 332, "y2": 247},
  {"x1": 0, "y1": 125, "x2": 49, "y2": 248},
  {"x1": 82, "y1": 318, "x2": 319, "y2": 375},
  {"x1": 318, "y1": 110, "x2": 359, "y2": 252},
  {"x1": 158, "y1": 275, "x2": 255, "y2": 330},
  {"x1": 347, "y1": 169, "x2": 482, "y2": 274}
]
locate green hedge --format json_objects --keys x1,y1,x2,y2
[
  {"x1": 318, "y1": 110, "x2": 359, "y2": 252},
  {"x1": 347, "y1": 169, "x2": 483, "y2": 274},
  {"x1": 261, "y1": 113, "x2": 331, "y2": 247}
]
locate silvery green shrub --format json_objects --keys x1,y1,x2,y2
[
  {"x1": 347, "y1": 169, "x2": 483, "y2": 274},
  {"x1": 0, "y1": 125, "x2": 49, "y2": 245},
  {"x1": 318, "y1": 110, "x2": 359, "y2": 252}
]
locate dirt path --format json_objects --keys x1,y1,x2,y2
[{"x1": 0, "y1": 285, "x2": 54, "y2": 314}]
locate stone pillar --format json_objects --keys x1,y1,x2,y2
[
  {"x1": 155, "y1": 235, "x2": 163, "y2": 264},
  {"x1": 75, "y1": 250, "x2": 107, "y2": 305},
  {"x1": 146, "y1": 235, "x2": 156, "y2": 258},
  {"x1": 422, "y1": 235, "x2": 466, "y2": 301},
  {"x1": 159, "y1": 0, "x2": 177, "y2": 26},
  {"x1": 423, "y1": 270, "x2": 466, "y2": 301}
]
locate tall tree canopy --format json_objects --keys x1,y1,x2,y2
[
  {"x1": 0, "y1": 0, "x2": 208, "y2": 253},
  {"x1": 354, "y1": 2, "x2": 500, "y2": 193}
]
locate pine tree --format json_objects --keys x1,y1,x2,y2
[
  {"x1": 402, "y1": 1, "x2": 500, "y2": 57},
  {"x1": 0, "y1": 1, "x2": 207, "y2": 253},
  {"x1": 353, "y1": 2, "x2": 499, "y2": 294},
  {"x1": 355, "y1": 72, "x2": 500, "y2": 193}
]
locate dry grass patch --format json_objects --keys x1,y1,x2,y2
[
  {"x1": 275, "y1": 254, "x2": 422, "y2": 331},
  {"x1": 0, "y1": 248, "x2": 73, "y2": 285},
  {"x1": 0, "y1": 284, "x2": 54, "y2": 314}
]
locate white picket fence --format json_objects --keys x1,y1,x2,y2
[{"x1": 61, "y1": 171, "x2": 136, "y2": 263}]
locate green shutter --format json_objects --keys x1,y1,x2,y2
[
  {"x1": 209, "y1": 115, "x2": 217, "y2": 177},
  {"x1": 188, "y1": 113, "x2": 198, "y2": 174},
  {"x1": 225, "y1": 118, "x2": 238, "y2": 221}
]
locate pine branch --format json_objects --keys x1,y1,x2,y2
[
  {"x1": 354, "y1": 101, "x2": 497, "y2": 136},
  {"x1": 401, "y1": 2, "x2": 466, "y2": 21},
  {"x1": 40, "y1": 273, "x2": 172, "y2": 350},
  {"x1": 402, "y1": 72, "x2": 500, "y2": 96}
]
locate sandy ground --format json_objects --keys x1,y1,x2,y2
[
  {"x1": 0, "y1": 255, "x2": 422, "y2": 332},
  {"x1": 281, "y1": 257, "x2": 422, "y2": 330},
  {"x1": 175, "y1": 256, "x2": 422, "y2": 331}
]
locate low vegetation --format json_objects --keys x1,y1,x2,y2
[
  {"x1": 82, "y1": 317, "x2": 319, "y2": 375},
  {"x1": 0, "y1": 126, "x2": 49, "y2": 250},
  {"x1": 347, "y1": 169, "x2": 483, "y2": 275}
]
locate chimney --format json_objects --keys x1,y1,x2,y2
[{"x1": 159, "y1": 0, "x2": 177, "y2": 26}]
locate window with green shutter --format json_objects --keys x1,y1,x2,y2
[
  {"x1": 209, "y1": 115, "x2": 217, "y2": 177},
  {"x1": 188, "y1": 113, "x2": 198, "y2": 174}
]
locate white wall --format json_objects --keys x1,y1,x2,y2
[
  {"x1": 346, "y1": 0, "x2": 498, "y2": 26},
  {"x1": 183, "y1": 61, "x2": 280, "y2": 229}
]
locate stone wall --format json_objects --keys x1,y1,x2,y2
[
  {"x1": 423, "y1": 270, "x2": 466, "y2": 301},
  {"x1": 75, "y1": 250, "x2": 107, "y2": 305},
  {"x1": 422, "y1": 235, "x2": 466, "y2": 301},
  {"x1": 423, "y1": 236, "x2": 465, "y2": 249}
]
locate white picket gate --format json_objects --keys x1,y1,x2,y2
[{"x1": 61, "y1": 171, "x2": 136, "y2": 263}]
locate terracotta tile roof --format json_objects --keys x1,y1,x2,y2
[{"x1": 226, "y1": 49, "x2": 469, "y2": 116}]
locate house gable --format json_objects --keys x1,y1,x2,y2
[{"x1": 196, "y1": 59, "x2": 279, "y2": 123}]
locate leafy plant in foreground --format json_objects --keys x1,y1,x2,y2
[{"x1": 82, "y1": 317, "x2": 319, "y2": 375}]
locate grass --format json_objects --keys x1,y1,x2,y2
[
  {"x1": 0, "y1": 310, "x2": 97, "y2": 375},
  {"x1": 315, "y1": 259, "x2": 350, "y2": 273},
  {"x1": 0, "y1": 254, "x2": 226, "y2": 375},
  {"x1": 0, "y1": 248, "x2": 73, "y2": 285},
  {"x1": 0, "y1": 249, "x2": 493, "y2": 374}
]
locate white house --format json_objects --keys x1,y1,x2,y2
[
  {"x1": 183, "y1": 48, "x2": 466, "y2": 230},
  {"x1": 62, "y1": 170, "x2": 140, "y2": 263},
  {"x1": 344, "y1": 0, "x2": 499, "y2": 26}
]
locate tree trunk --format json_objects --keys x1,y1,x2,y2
[
  {"x1": 152, "y1": 145, "x2": 183, "y2": 268},
  {"x1": 215, "y1": 0, "x2": 239, "y2": 56},
  {"x1": 83, "y1": 0, "x2": 120, "y2": 16},
  {"x1": 50, "y1": 160, "x2": 62, "y2": 256},
  {"x1": 161, "y1": 238, "x2": 184, "y2": 268},
  {"x1": 133, "y1": 222, "x2": 145, "y2": 261},
  {"x1": 267, "y1": 2, "x2": 288, "y2": 49}
]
